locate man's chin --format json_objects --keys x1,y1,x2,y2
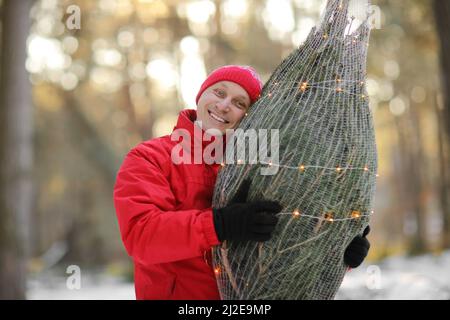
[
  {"x1": 204, "y1": 128, "x2": 225, "y2": 137},
  {"x1": 200, "y1": 121, "x2": 228, "y2": 136}
]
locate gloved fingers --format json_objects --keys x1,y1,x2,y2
[
  {"x1": 344, "y1": 249, "x2": 369, "y2": 268},
  {"x1": 230, "y1": 179, "x2": 251, "y2": 204},
  {"x1": 250, "y1": 224, "x2": 276, "y2": 234},
  {"x1": 347, "y1": 243, "x2": 370, "y2": 257},
  {"x1": 251, "y1": 232, "x2": 272, "y2": 242},
  {"x1": 248, "y1": 201, "x2": 283, "y2": 214},
  {"x1": 348, "y1": 245, "x2": 369, "y2": 256},
  {"x1": 351, "y1": 237, "x2": 370, "y2": 250},
  {"x1": 253, "y1": 212, "x2": 279, "y2": 225},
  {"x1": 344, "y1": 235, "x2": 370, "y2": 268},
  {"x1": 344, "y1": 256, "x2": 363, "y2": 268},
  {"x1": 363, "y1": 225, "x2": 371, "y2": 237}
]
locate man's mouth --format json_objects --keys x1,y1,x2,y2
[{"x1": 208, "y1": 110, "x2": 229, "y2": 124}]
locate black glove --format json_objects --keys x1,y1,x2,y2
[
  {"x1": 344, "y1": 226, "x2": 371, "y2": 268},
  {"x1": 212, "y1": 179, "x2": 283, "y2": 243}
]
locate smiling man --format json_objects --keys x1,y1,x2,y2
[
  {"x1": 113, "y1": 65, "x2": 371, "y2": 300},
  {"x1": 196, "y1": 80, "x2": 252, "y2": 133},
  {"x1": 113, "y1": 65, "x2": 286, "y2": 300}
]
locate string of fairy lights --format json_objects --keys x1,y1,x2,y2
[
  {"x1": 217, "y1": 73, "x2": 377, "y2": 226},
  {"x1": 212, "y1": 1, "x2": 376, "y2": 298},
  {"x1": 213, "y1": 160, "x2": 376, "y2": 275},
  {"x1": 213, "y1": 10, "x2": 374, "y2": 276},
  {"x1": 218, "y1": 159, "x2": 377, "y2": 225},
  {"x1": 229, "y1": 59, "x2": 374, "y2": 226},
  {"x1": 265, "y1": 78, "x2": 368, "y2": 99}
]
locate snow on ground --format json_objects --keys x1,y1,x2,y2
[
  {"x1": 27, "y1": 271, "x2": 135, "y2": 300},
  {"x1": 27, "y1": 251, "x2": 450, "y2": 300},
  {"x1": 336, "y1": 250, "x2": 450, "y2": 299}
]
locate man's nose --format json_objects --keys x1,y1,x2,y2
[{"x1": 216, "y1": 98, "x2": 231, "y2": 112}]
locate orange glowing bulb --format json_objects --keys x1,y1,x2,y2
[
  {"x1": 325, "y1": 212, "x2": 334, "y2": 222},
  {"x1": 351, "y1": 211, "x2": 361, "y2": 219},
  {"x1": 300, "y1": 82, "x2": 308, "y2": 92}
]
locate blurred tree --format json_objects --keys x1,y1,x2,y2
[
  {"x1": 432, "y1": 0, "x2": 450, "y2": 249},
  {"x1": 0, "y1": 0, "x2": 33, "y2": 299},
  {"x1": 374, "y1": 0, "x2": 431, "y2": 254},
  {"x1": 365, "y1": 0, "x2": 447, "y2": 255}
]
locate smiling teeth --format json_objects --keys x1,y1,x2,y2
[{"x1": 210, "y1": 112, "x2": 226, "y2": 123}]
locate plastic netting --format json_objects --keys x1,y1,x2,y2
[{"x1": 212, "y1": 0, "x2": 377, "y2": 300}]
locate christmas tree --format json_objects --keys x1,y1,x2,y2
[{"x1": 212, "y1": 0, "x2": 378, "y2": 300}]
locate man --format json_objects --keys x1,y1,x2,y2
[{"x1": 113, "y1": 65, "x2": 370, "y2": 300}]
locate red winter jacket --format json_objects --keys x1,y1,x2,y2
[{"x1": 113, "y1": 109, "x2": 225, "y2": 300}]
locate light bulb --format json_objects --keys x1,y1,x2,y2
[
  {"x1": 300, "y1": 82, "x2": 308, "y2": 92},
  {"x1": 324, "y1": 212, "x2": 334, "y2": 222},
  {"x1": 351, "y1": 210, "x2": 361, "y2": 219}
]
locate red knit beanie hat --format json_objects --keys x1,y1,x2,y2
[{"x1": 195, "y1": 65, "x2": 263, "y2": 105}]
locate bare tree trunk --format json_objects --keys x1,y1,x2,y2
[
  {"x1": 433, "y1": 0, "x2": 450, "y2": 249},
  {"x1": 436, "y1": 99, "x2": 450, "y2": 248},
  {"x1": 433, "y1": 0, "x2": 450, "y2": 140},
  {"x1": 395, "y1": 114, "x2": 427, "y2": 255},
  {"x1": 0, "y1": 0, "x2": 33, "y2": 299},
  {"x1": 408, "y1": 109, "x2": 428, "y2": 254}
]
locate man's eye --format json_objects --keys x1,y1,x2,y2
[{"x1": 214, "y1": 90, "x2": 225, "y2": 97}]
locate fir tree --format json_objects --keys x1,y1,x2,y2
[{"x1": 212, "y1": 0, "x2": 378, "y2": 300}]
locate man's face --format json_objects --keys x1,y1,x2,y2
[{"x1": 196, "y1": 81, "x2": 251, "y2": 135}]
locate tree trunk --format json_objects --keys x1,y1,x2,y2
[
  {"x1": 433, "y1": 0, "x2": 450, "y2": 140},
  {"x1": 436, "y1": 97, "x2": 450, "y2": 248},
  {"x1": 394, "y1": 114, "x2": 427, "y2": 255},
  {"x1": 0, "y1": 0, "x2": 33, "y2": 299},
  {"x1": 433, "y1": 0, "x2": 450, "y2": 249}
]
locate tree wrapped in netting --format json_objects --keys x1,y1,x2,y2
[{"x1": 212, "y1": 0, "x2": 378, "y2": 300}]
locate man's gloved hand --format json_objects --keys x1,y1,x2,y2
[
  {"x1": 212, "y1": 179, "x2": 283, "y2": 243},
  {"x1": 344, "y1": 226, "x2": 371, "y2": 268}
]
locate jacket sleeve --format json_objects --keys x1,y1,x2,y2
[{"x1": 113, "y1": 145, "x2": 220, "y2": 266}]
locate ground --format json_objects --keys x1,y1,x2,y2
[{"x1": 27, "y1": 250, "x2": 450, "y2": 300}]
